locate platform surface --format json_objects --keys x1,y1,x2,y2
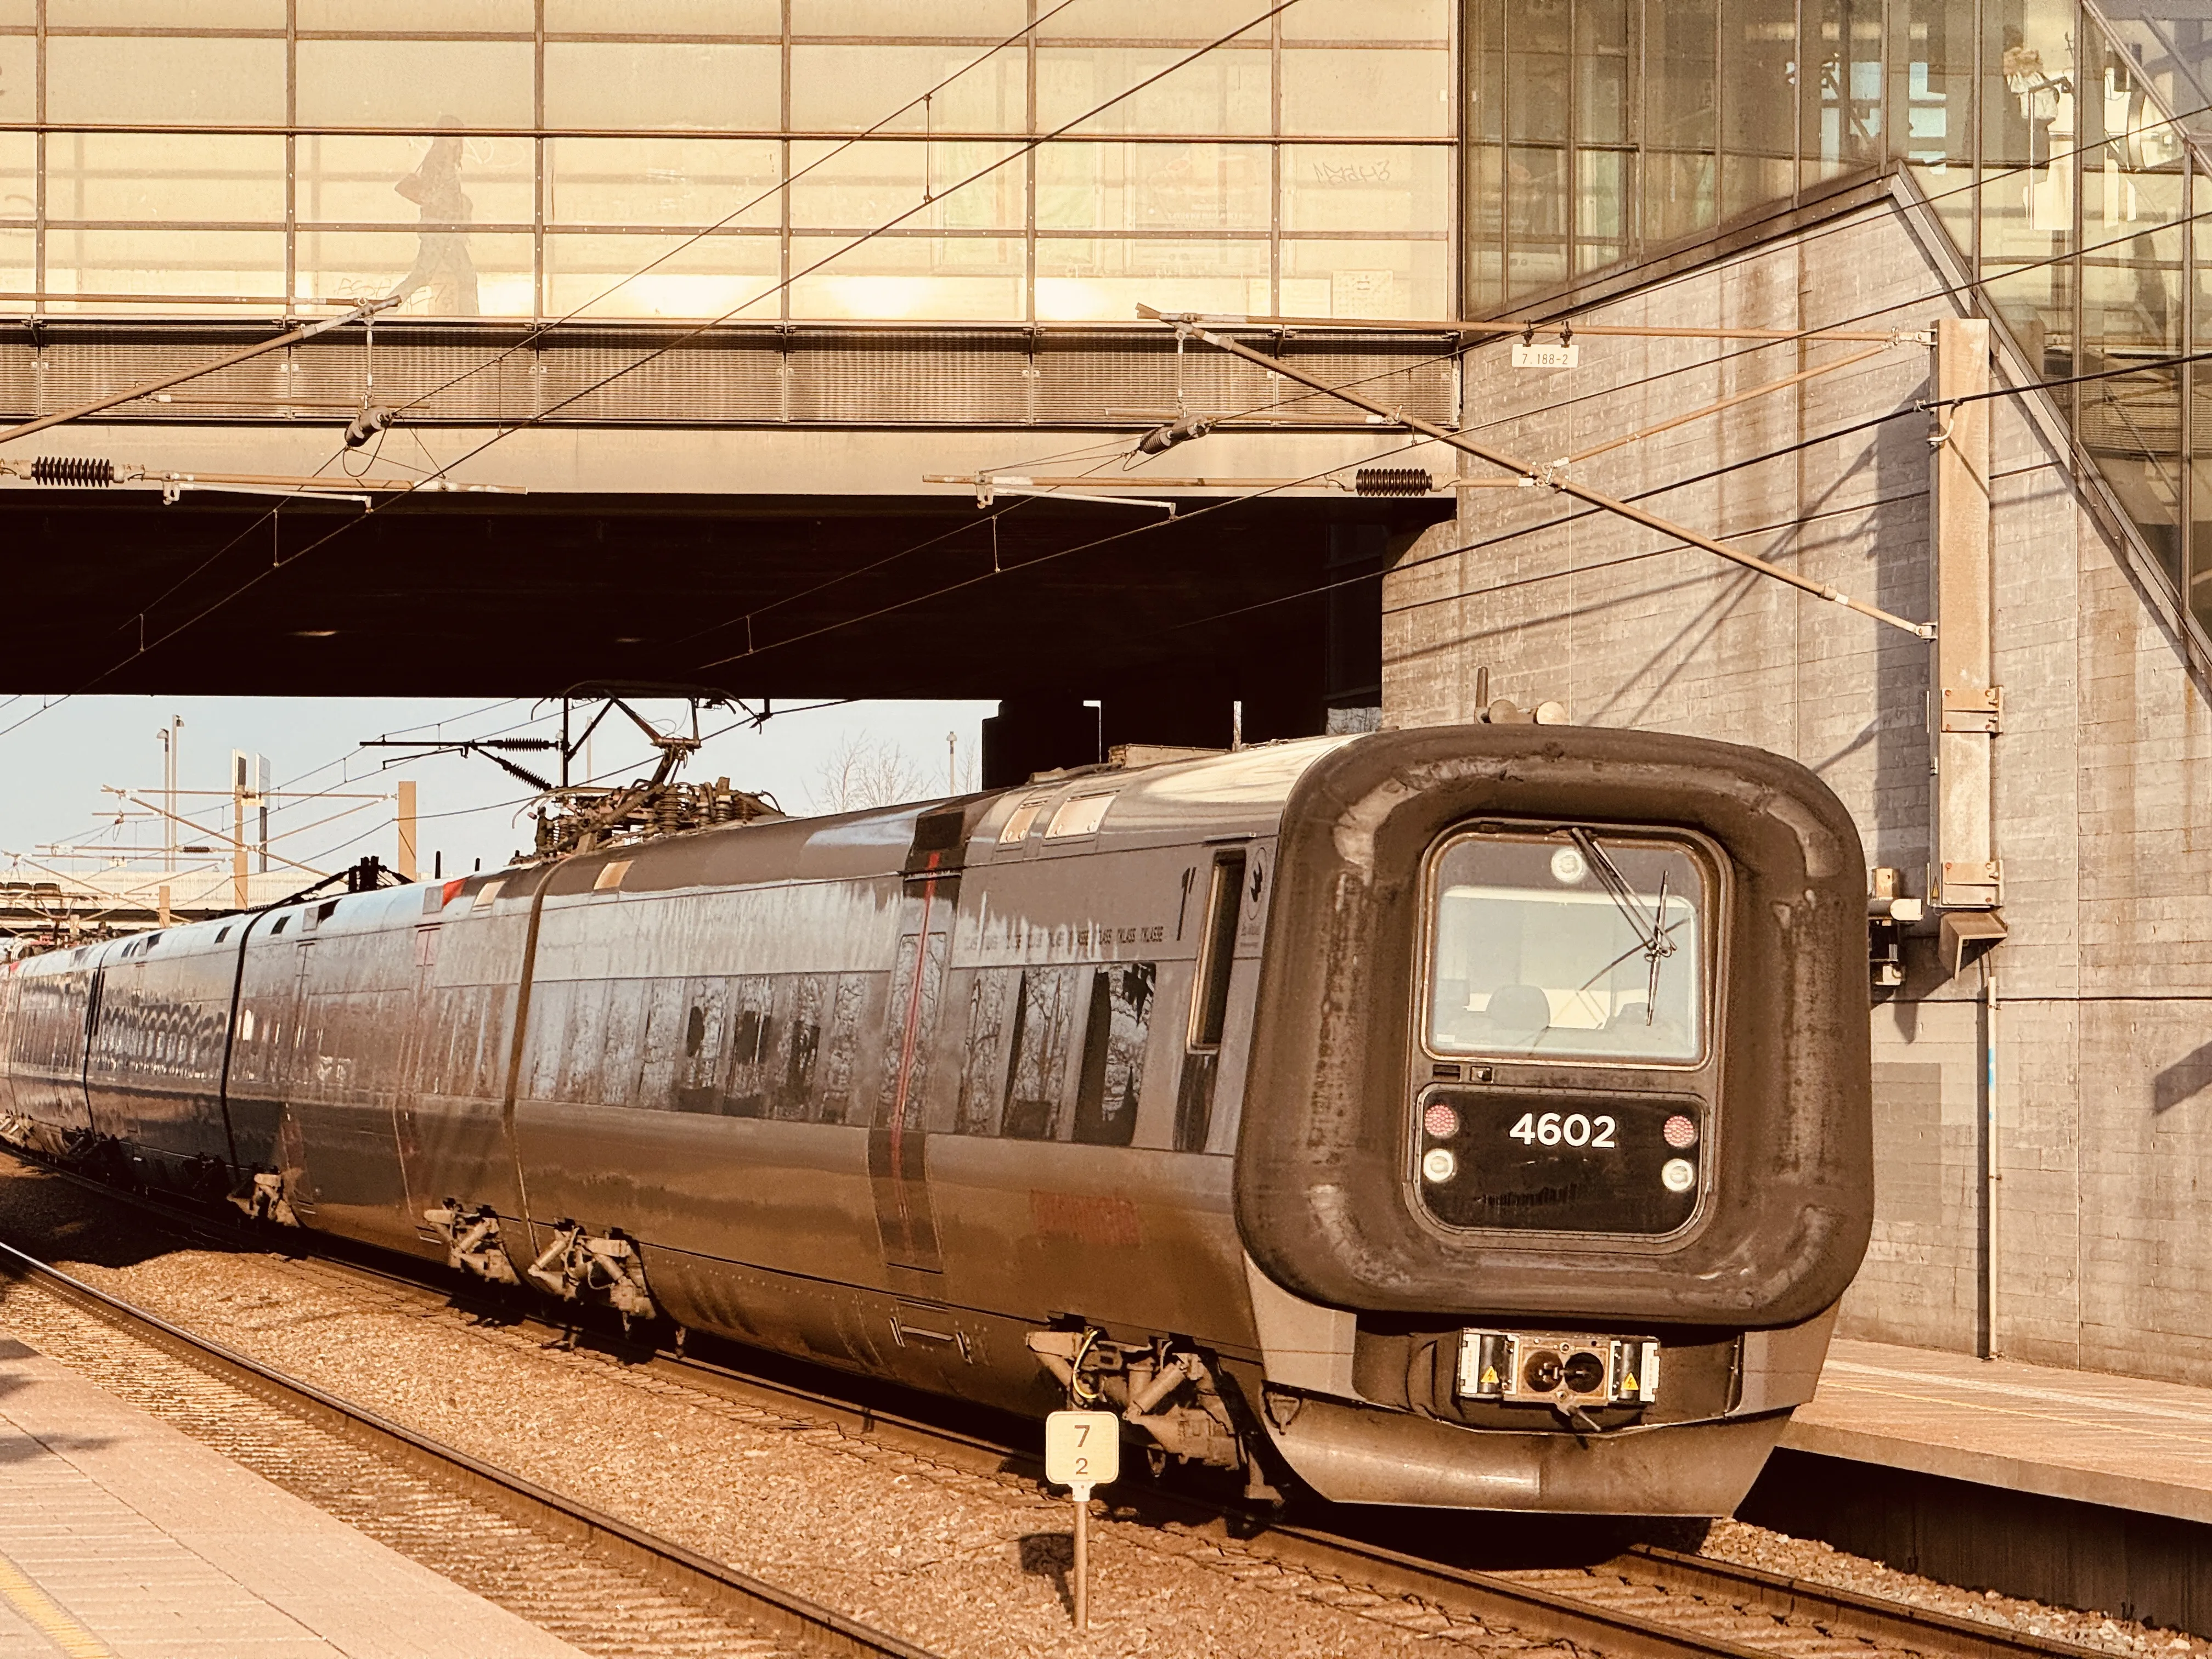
[
  {"x1": 0, "y1": 1336, "x2": 584, "y2": 1658},
  {"x1": 1784, "y1": 1335, "x2": 2212, "y2": 1524}
]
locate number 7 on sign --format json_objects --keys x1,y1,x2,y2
[{"x1": 1044, "y1": 1410, "x2": 1119, "y2": 1632}]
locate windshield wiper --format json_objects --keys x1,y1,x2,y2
[{"x1": 1566, "y1": 827, "x2": 1677, "y2": 1026}]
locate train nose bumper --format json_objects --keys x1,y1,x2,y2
[{"x1": 1256, "y1": 1394, "x2": 1790, "y2": 1516}]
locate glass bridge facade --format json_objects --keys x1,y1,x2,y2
[{"x1": 2, "y1": 2, "x2": 2210, "y2": 630}]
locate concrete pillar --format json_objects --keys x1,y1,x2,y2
[{"x1": 1929, "y1": 317, "x2": 2001, "y2": 911}]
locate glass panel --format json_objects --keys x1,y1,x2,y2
[
  {"x1": 1034, "y1": 235, "x2": 1268, "y2": 320},
  {"x1": 1721, "y1": 0, "x2": 1798, "y2": 219},
  {"x1": 1280, "y1": 144, "x2": 1448, "y2": 233},
  {"x1": 791, "y1": 44, "x2": 1027, "y2": 134},
  {"x1": 545, "y1": 43, "x2": 783, "y2": 132},
  {"x1": 47, "y1": 36, "x2": 286, "y2": 126},
  {"x1": 792, "y1": 0, "x2": 1028, "y2": 34},
  {"x1": 2193, "y1": 165, "x2": 2212, "y2": 630},
  {"x1": 544, "y1": 231, "x2": 780, "y2": 319},
  {"x1": 1509, "y1": 3, "x2": 1570, "y2": 146},
  {"x1": 545, "y1": 0, "x2": 781, "y2": 32},
  {"x1": 790, "y1": 233, "x2": 1024, "y2": 319},
  {"x1": 547, "y1": 138, "x2": 782, "y2": 228},
  {"x1": 0, "y1": 2, "x2": 27, "y2": 21},
  {"x1": 0, "y1": 34, "x2": 25, "y2": 125},
  {"x1": 297, "y1": 228, "x2": 534, "y2": 315},
  {"x1": 1805, "y1": 0, "x2": 1886, "y2": 179},
  {"x1": 1577, "y1": 0, "x2": 1634, "y2": 146},
  {"x1": 2097, "y1": 8, "x2": 2212, "y2": 127},
  {"x1": 46, "y1": 132, "x2": 285, "y2": 224},
  {"x1": 1508, "y1": 144, "x2": 1571, "y2": 294},
  {"x1": 1041, "y1": 141, "x2": 1269, "y2": 232},
  {"x1": 1034, "y1": 46, "x2": 1271, "y2": 136},
  {"x1": 0, "y1": 132, "x2": 31, "y2": 220},
  {"x1": 50, "y1": 0, "x2": 280, "y2": 21},
  {"x1": 296, "y1": 40, "x2": 534, "y2": 130},
  {"x1": 1465, "y1": 141, "x2": 1503, "y2": 313},
  {"x1": 1281, "y1": 47, "x2": 1452, "y2": 137},
  {"x1": 1980, "y1": 0, "x2": 2077, "y2": 295},
  {"x1": 1576, "y1": 147, "x2": 1635, "y2": 272},
  {"x1": 299, "y1": 0, "x2": 528, "y2": 26},
  {"x1": 789, "y1": 139, "x2": 1025, "y2": 230},
  {"x1": 1283, "y1": 0, "x2": 1448, "y2": 41},
  {"x1": 1280, "y1": 238, "x2": 1447, "y2": 319},
  {"x1": 1425, "y1": 833, "x2": 1706, "y2": 1063},
  {"x1": 2081, "y1": 130, "x2": 2187, "y2": 586},
  {"x1": 44, "y1": 228, "x2": 286, "y2": 312},
  {"x1": 1645, "y1": 0, "x2": 1717, "y2": 245},
  {"x1": 1037, "y1": 1, "x2": 1283, "y2": 40},
  {"x1": 298, "y1": 134, "x2": 534, "y2": 228},
  {"x1": 0, "y1": 229, "x2": 30, "y2": 298}
]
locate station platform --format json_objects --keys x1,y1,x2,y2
[
  {"x1": 0, "y1": 1336, "x2": 582, "y2": 1658},
  {"x1": 1754, "y1": 1336, "x2": 2212, "y2": 1634},
  {"x1": 1782, "y1": 1335, "x2": 2212, "y2": 1525}
]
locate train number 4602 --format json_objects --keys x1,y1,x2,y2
[{"x1": 1508, "y1": 1111, "x2": 1617, "y2": 1149}]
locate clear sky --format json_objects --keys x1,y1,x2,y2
[{"x1": 0, "y1": 693, "x2": 997, "y2": 885}]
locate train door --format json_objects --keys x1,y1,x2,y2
[{"x1": 868, "y1": 807, "x2": 968, "y2": 1277}]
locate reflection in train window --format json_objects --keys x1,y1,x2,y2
[
  {"x1": 814, "y1": 973, "x2": 866, "y2": 1123},
  {"x1": 1073, "y1": 963, "x2": 1154, "y2": 1146},
  {"x1": 954, "y1": 970, "x2": 1017, "y2": 1135},
  {"x1": 1002, "y1": 966, "x2": 1079, "y2": 1139}
]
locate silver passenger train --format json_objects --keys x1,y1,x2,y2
[{"x1": 0, "y1": 725, "x2": 1872, "y2": 1516}]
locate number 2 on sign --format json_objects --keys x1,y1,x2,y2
[{"x1": 1509, "y1": 1110, "x2": 1616, "y2": 1149}]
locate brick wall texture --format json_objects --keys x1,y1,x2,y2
[{"x1": 1381, "y1": 198, "x2": 2212, "y2": 1383}]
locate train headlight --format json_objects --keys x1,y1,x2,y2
[{"x1": 1421, "y1": 1147, "x2": 1456, "y2": 1182}]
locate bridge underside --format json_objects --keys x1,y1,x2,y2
[{"x1": 1, "y1": 487, "x2": 1449, "y2": 753}]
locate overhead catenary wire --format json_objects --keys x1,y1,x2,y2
[{"x1": 1141, "y1": 306, "x2": 1936, "y2": 640}]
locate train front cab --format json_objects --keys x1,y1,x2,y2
[{"x1": 1235, "y1": 725, "x2": 1874, "y2": 1516}]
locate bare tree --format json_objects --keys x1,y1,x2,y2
[{"x1": 807, "y1": 732, "x2": 932, "y2": 815}]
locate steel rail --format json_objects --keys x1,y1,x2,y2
[
  {"x1": 0, "y1": 1235, "x2": 940, "y2": 1659},
  {"x1": 0, "y1": 1164, "x2": 2124, "y2": 1659}
]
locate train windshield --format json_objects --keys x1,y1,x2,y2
[{"x1": 1425, "y1": 830, "x2": 1706, "y2": 1063}]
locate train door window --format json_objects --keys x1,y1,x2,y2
[
  {"x1": 1176, "y1": 851, "x2": 1245, "y2": 1152},
  {"x1": 1002, "y1": 966, "x2": 1080, "y2": 1139},
  {"x1": 954, "y1": 969, "x2": 1018, "y2": 1135},
  {"x1": 1072, "y1": 963, "x2": 1155, "y2": 1147}
]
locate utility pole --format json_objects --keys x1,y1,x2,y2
[{"x1": 157, "y1": 716, "x2": 182, "y2": 872}]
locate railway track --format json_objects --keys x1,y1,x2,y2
[
  {"x1": 0, "y1": 1235, "x2": 938, "y2": 1659},
  {"x1": 0, "y1": 1164, "x2": 2134, "y2": 1659}
]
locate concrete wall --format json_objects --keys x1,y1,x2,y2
[{"x1": 1383, "y1": 195, "x2": 2212, "y2": 1384}]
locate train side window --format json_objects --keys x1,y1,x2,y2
[
  {"x1": 953, "y1": 969, "x2": 1018, "y2": 1135},
  {"x1": 1176, "y1": 851, "x2": 1245, "y2": 1152},
  {"x1": 1073, "y1": 963, "x2": 1154, "y2": 1147},
  {"x1": 811, "y1": 972, "x2": 867, "y2": 1125},
  {"x1": 1002, "y1": 966, "x2": 1079, "y2": 1139}
]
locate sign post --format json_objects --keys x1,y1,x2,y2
[{"x1": 1043, "y1": 1409, "x2": 1119, "y2": 1632}]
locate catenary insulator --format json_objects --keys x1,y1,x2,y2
[
  {"x1": 29, "y1": 456, "x2": 117, "y2": 487},
  {"x1": 1354, "y1": 467, "x2": 1434, "y2": 495}
]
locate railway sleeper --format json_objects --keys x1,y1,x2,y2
[
  {"x1": 1026, "y1": 1328, "x2": 1246, "y2": 1473},
  {"x1": 524, "y1": 1220, "x2": 658, "y2": 1327},
  {"x1": 422, "y1": 1200, "x2": 521, "y2": 1288}
]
